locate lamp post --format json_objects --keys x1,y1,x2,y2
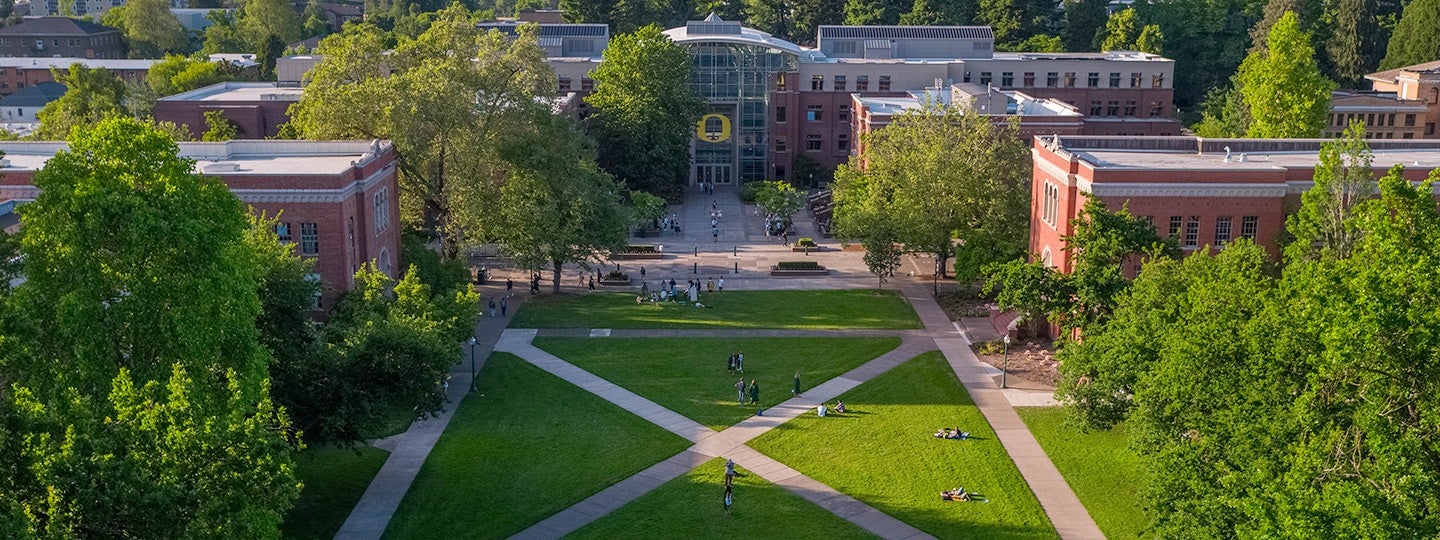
[
  {"x1": 1000, "y1": 335, "x2": 1011, "y2": 389},
  {"x1": 468, "y1": 336, "x2": 478, "y2": 391}
]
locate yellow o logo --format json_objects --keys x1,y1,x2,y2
[{"x1": 697, "y1": 114, "x2": 731, "y2": 143}]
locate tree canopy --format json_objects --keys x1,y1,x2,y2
[
  {"x1": 1379, "y1": 0, "x2": 1440, "y2": 70},
  {"x1": 585, "y1": 25, "x2": 705, "y2": 198},
  {"x1": 0, "y1": 117, "x2": 298, "y2": 537},
  {"x1": 34, "y1": 65, "x2": 128, "y2": 140},
  {"x1": 1237, "y1": 11, "x2": 1333, "y2": 138}
]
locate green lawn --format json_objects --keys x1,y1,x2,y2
[
  {"x1": 383, "y1": 353, "x2": 692, "y2": 539},
  {"x1": 510, "y1": 290, "x2": 922, "y2": 330},
  {"x1": 1017, "y1": 407, "x2": 1149, "y2": 539},
  {"x1": 570, "y1": 459, "x2": 876, "y2": 540},
  {"x1": 749, "y1": 352, "x2": 1057, "y2": 540},
  {"x1": 532, "y1": 337, "x2": 901, "y2": 430},
  {"x1": 282, "y1": 445, "x2": 389, "y2": 539}
]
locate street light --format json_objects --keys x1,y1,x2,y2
[
  {"x1": 1000, "y1": 335, "x2": 1011, "y2": 389},
  {"x1": 468, "y1": 336, "x2": 478, "y2": 391}
]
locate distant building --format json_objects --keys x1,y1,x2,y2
[
  {"x1": 1363, "y1": 60, "x2": 1440, "y2": 138},
  {"x1": 277, "y1": 54, "x2": 321, "y2": 84},
  {"x1": 0, "y1": 57, "x2": 157, "y2": 96},
  {"x1": 171, "y1": 8, "x2": 226, "y2": 31},
  {"x1": 1029, "y1": 135, "x2": 1440, "y2": 273},
  {"x1": 153, "y1": 82, "x2": 303, "y2": 139},
  {"x1": 851, "y1": 84, "x2": 1086, "y2": 157},
  {"x1": 1326, "y1": 90, "x2": 1429, "y2": 139},
  {"x1": 0, "y1": 139, "x2": 401, "y2": 307},
  {"x1": 0, "y1": 17, "x2": 124, "y2": 59},
  {"x1": 32, "y1": 0, "x2": 122, "y2": 17},
  {"x1": 317, "y1": 3, "x2": 362, "y2": 30},
  {"x1": 0, "y1": 80, "x2": 64, "y2": 135}
]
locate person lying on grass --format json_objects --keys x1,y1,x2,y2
[
  {"x1": 933, "y1": 428, "x2": 969, "y2": 440},
  {"x1": 940, "y1": 487, "x2": 971, "y2": 501}
]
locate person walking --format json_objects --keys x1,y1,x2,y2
[
  {"x1": 500, "y1": 296, "x2": 509, "y2": 317},
  {"x1": 640, "y1": 266, "x2": 646, "y2": 279},
  {"x1": 506, "y1": 278, "x2": 513, "y2": 293},
  {"x1": 707, "y1": 278, "x2": 715, "y2": 293},
  {"x1": 724, "y1": 458, "x2": 736, "y2": 486},
  {"x1": 718, "y1": 277, "x2": 725, "y2": 292},
  {"x1": 748, "y1": 379, "x2": 759, "y2": 406},
  {"x1": 488, "y1": 298, "x2": 497, "y2": 318},
  {"x1": 588, "y1": 276, "x2": 595, "y2": 290},
  {"x1": 736, "y1": 378, "x2": 747, "y2": 405},
  {"x1": 793, "y1": 372, "x2": 801, "y2": 397},
  {"x1": 736, "y1": 351, "x2": 743, "y2": 372}
]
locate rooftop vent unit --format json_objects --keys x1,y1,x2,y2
[{"x1": 203, "y1": 162, "x2": 241, "y2": 173}]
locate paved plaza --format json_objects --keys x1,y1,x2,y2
[{"x1": 335, "y1": 185, "x2": 1099, "y2": 540}]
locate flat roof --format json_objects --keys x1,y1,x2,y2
[
  {"x1": 1048, "y1": 136, "x2": 1440, "y2": 171},
  {"x1": 0, "y1": 57, "x2": 159, "y2": 70},
  {"x1": 0, "y1": 140, "x2": 391, "y2": 176},
  {"x1": 157, "y1": 82, "x2": 303, "y2": 102},
  {"x1": 856, "y1": 88, "x2": 1081, "y2": 117}
]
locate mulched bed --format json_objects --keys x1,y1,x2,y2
[{"x1": 974, "y1": 338, "x2": 1061, "y2": 387}]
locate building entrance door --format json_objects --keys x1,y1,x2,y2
[{"x1": 696, "y1": 164, "x2": 733, "y2": 185}]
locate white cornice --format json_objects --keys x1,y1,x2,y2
[
  {"x1": 1086, "y1": 182, "x2": 1288, "y2": 198},
  {"x1": 229, "y1": 162, "x2": 394, "y2": 205}
]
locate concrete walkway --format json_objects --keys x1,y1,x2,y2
[
  {"x1": 505, "y1": 332, "x2": 937, "y2": 540},
  {"x1": 901, "y1": 284, "x2": 1104, "y2": 540},
  {"x1": 335, "y1": 293, "x2": 526, "y2": 540}
]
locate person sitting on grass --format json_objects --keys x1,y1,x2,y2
[{"x1": 834, "y1": 401, "x2": 846, "y2": 413}]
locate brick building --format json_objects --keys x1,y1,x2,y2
[
  {"x1": 0, "y1": 58, "x2": 157, "y2": 96},
  {"x1": 1325, "y1": 61, "x2": 1440, "y2": 139},
  {"x1": 662, "y1": 17, "x2": 1179, "y2": 185},
  {"x1": 0, "y1": 139, "x2": 400, "y2": 307},
  {"x1": 0, "y1": 17, "x2": 124, "y2": 59},
  {"x1": 1029, "y1": 135, "x2": 1440, "y2": 273},
  {"x1": 153, "y1": 82, "x2": 303, "y2": 139}
]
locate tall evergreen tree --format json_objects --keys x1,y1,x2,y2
[
  {"x1": 843, "y1": 0, "x2": 886, "y2": 24},
  {"x1": 793, "y1": 0, "x2": 844, "y2": 45},
  {"x1": 1061, "y1": 0, "x2": 1107, "y2": 51},
  {"x1": 560, "y1": 0, "x2": 616, "y2": 23},
  {"x1": 1237, "y1": 11, "x2": 1334, "y2": 137},
  {"x1": 1325, "y1": 0, "x2": 1384, "y2": 86},
  {"x1": 978, "y1": 0, "x2": 1054, "y2": 46},
  {"x1": 1379, "y1": 0, "x2": 1440, "y2": 70},
  {"x1": 747, "y1": 0, "x2": 796, "y2": 42},
  {"x1": 899, "y1": 0, "x2": 942, "y2": 25}
]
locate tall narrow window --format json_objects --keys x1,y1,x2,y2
[
  {"x1": 1107, "y1": 101, "x2": 1120, "y2": 116},
  {"x1": 1109, "y1": 72, "x2": 1120, "y2": 87},
  {"x1": 1001, "y1": 72, "x2": 1013, "y2": 86},
  {"x1": 979, "y1": 72, "x2": 992, "y2": 85},
  {"x1": 837, "y1": 133, "x2": 850, "y2": 151},
  {"x1": 775, "y1": 137, "x2": 787, "y2": 152},
  {"x1": 1215, "y1": 216, "x2": 1232, "y2": 246},
  {"x1": 1149, "y1": 101, "x2": 1163, "y2": 116},
  {"x1": 1043, "y1": 183, "x2": 1059, "y2": 226},
  {"x1": 1124, "y1": 101, "x2": 1137, "y2": 116},
  {"x1": 856, "y1": 75, "x2": 868, "y2": 91},
  {"x1": 1168, "y1": 216, "x2": 1182, "y2": 237},
  {"x1": 1046, "y1": 72, "x2": 1059, "y2": 86},
  {"x1": 878, "y1": 76, "x2": 891, "y2": 91},
  {"x1": 1152, "y1": 73, "x2": 1164, "y2": 87},
  {"x1": 1184, "y1": 216, "x2": 1199, "y2": 247},
  {"x1": 300, "y1": 222, "x2": 319, "y2": 256},
  {"x1": 373, "y1": 188, "x2": 390, "y2": 233},
  {"x1": 1087, "y1": 72, "x2": 1099, "y2": 86},
  {"x1": 1089, "y1": 101, "x2": 1102, "y2": 115},
  {"x1": 776, "y1": 73, "x2": 787, "y2": 91},
  {"x1": 1241, "y1": 216, "x2": 1258, "y2": 239},
  {"x1": 834, "y1": 75, "x2": 846, "y2": 91},
  {"x1": 1130, "y1": 72, "x2": 1142, "y2": 87},
  {"x1": 811, "y1": 75, "x2": 824, "y2": 91},
  {"x1": 1022, "y1": 72, "x2": 1035, "y2": 86},
  {"x1": 838, "y1": 104, "x2": 850, "y2": 121},
  {"x1": 557, "y1": 77, "x2": 571, "y2": 92},
  {"x1": 1063, "y1": 72, "x2": 1076, "y2": 87},
  {"x1": 775, "y1": 106, "x2": 787, "y2": 123},
  {"x1": 276, "y1": 222, "x2": 291, "y2": 243}
]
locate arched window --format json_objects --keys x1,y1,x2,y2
[
  {"x1": 379, "y1": 248, "x2": 393, "y2": 278},
  {"x1": 1040, "y1": 247, "x2": 1053, "y2": 268}
]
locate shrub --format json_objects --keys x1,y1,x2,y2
[
  {"x1": 740, "y1": 181, "x2": 764, "y2": 204},
  {"x1": 621, "y1": 245, "x2": 658, "y2": 253},
  {"x1": 774, "y1": 261, "x2": 824, "y2": 271},
  {"x1": 604, "y1": 270, "x2": 630, "y2": 280},
  {"x1": 796, "y1": 237, "x2": 817, "y2": 247}
]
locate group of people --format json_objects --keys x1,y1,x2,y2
[
  {"x1": 727, "y1": 351, "x2": 745, "y2": 373},
  {"x1": 816, "y1": 400, "x2": 846, "y2": 417},
  {"x1": 487, "y1": 295, "x2": 511, "y2": 318},
  {"x1": 699, "y1": 181, "x2": 717, "y2": 195},
  {"x1": 736, "y1": 378, "x2": 760, "y2": 406},
  {"x1": 659, "y1": 212, "x2": 681, "y2": 236},
  {"x1": 763, "y1": 214, "x2": 790, "y2": 245},
  {"x1": 933, "y1": 427, "x2": 970, "y2": 440}
]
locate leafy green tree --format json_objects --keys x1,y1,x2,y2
[
  {"x1": 899, "y1": 0, "x2": 942, "y2": 25},
  {"x1": 1097, "y1": 7, "x2": 1138, "y2": 51},
  {"x1": 978, "y1": 0, "x2": 1053, "y2": 46},
  {"x1": 1283, "y1": 122, "x2": 1375, "y2": 261},
  {"x1": 833, "y1": 105, "x2": 1029, "y2": 282},
  {"x1": 1237, "y1": 11, "x2": 1333, "y2": 138},
  {"x1": 290, "y1": 6, "x2": 555, "y2": 257},
  {"x1": 560, "y1": 0, "x2": 617, "y2": 24},
  {"x1": 201, "y1": 11, "x2": 250, "y2": 54},
  {"x1": 240, "y1": 0, "x2": 304, "y2": 49},
  {"x1": 628, "y1": 190, "x2": 668, "y2": 233},
  {"x1": 586, "y1": 25, "x2": 705, "y2": 198},
  {"x1": 1133, "y1": 24, "x2": 1163, "y2": 53},
  {"x1": 1191, "y1": 85, "x2": 1247, "y2": 137},
  {"x1": 202, "y1": 110, "x2": 241, "y2": 140},
  {"x1": 497, "y1": 114, "x2": 629, "y2": 292},
  {"x1": 1325, "y1": 0, "x2": 1385, "y2": 86},
  {"x1": 1379, "y1": 0, "x2": 1440, "y2": 70},
  {"x1": 752, "y1": 180, "x2": 807, "y2": 225},
  {"x1": 997, "y1": 33, "x2": 1063, "y2": 52},
  {"x1": 121, "y1": 0, "x2": 190, "y2": 57},
  {"x1": 862, "y1": 229, "x2": 902, "y2": 289},
  {"x1": 1131, "y1": 0, "x2": 1263, "y2": 111},
  {"x1": 0, "y1": 118, "x2": 298, "y2": 536},
  {"x1": 147, "y1": 55, "x2": 227, "y2": 98},
  {"x1": 700, "y1": 0, "x2": 750, "y2": 21},
  {"x1": 982, "y1": 258, "x2": 1065, "y2": 336},
  {"x1": 35, "y1": 64, "x2": 126, "y2": 139},
  {"x1": 1061, "y1": 0, "x2": 1107, "y2": 51}
]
